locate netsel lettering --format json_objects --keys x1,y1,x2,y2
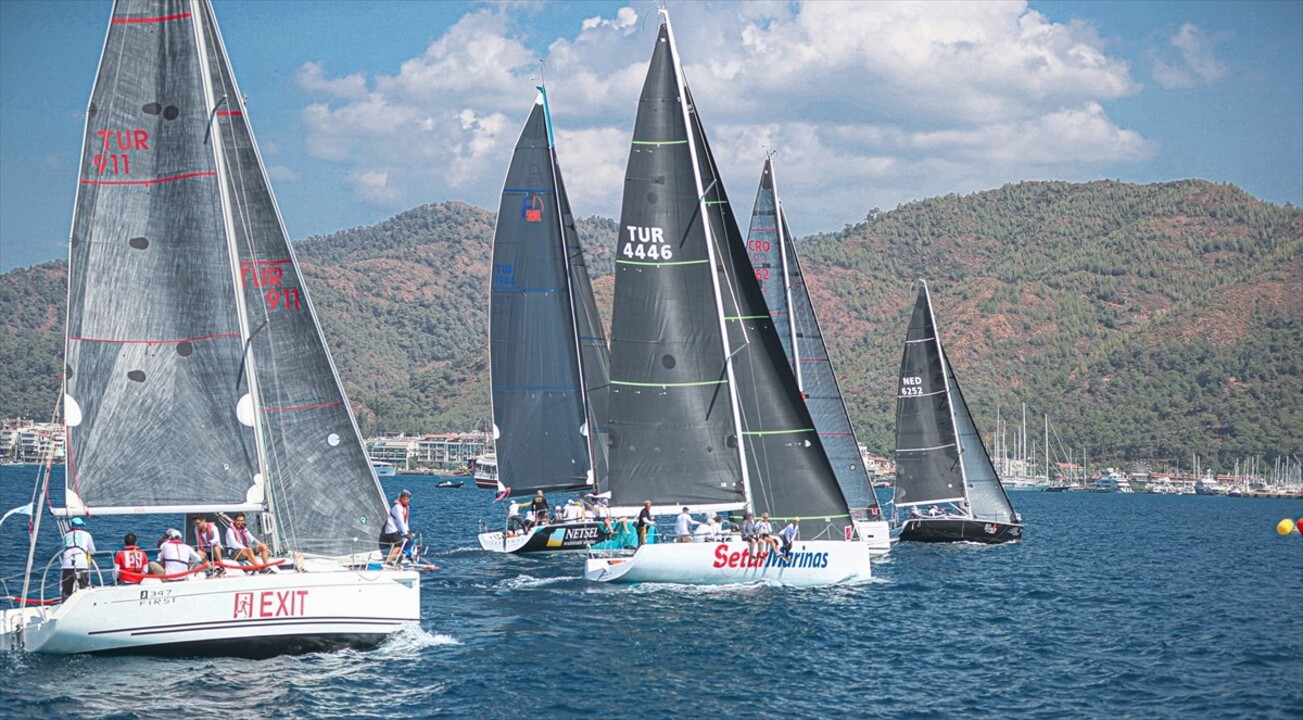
[{"x1": 232, "y1": 590, "x2": 309, "y2": 619}]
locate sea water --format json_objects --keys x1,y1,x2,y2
[{"x1": 1, "y1": 465, "x2": 1300, "y2": 718}]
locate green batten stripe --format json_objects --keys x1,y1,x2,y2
[
  {"x1": 741, "y1": 428, "x2": 815, "y2": 436},
  {"x1": 632, "y1": 140, "x2": 689, "y2": 146},
  {"x1": 611, "y1": 379, "x2": 727, "y2": 388},
  {"x1": 616, "y1": 259, "x2": 709, "y2": 267},
  {"x1": 705, "y1": 200, "x2": 728, "y2": 206},
  {"x1": 725, "y1": 315, "x2": 769, "y2": 321}
]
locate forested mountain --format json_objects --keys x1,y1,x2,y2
[{"x1": 1, "y1": 181, "x2": 1297, "y2": 468}]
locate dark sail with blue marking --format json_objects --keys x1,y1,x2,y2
[
  {"x1": 745, "y1": 158, "x2": 883, "y2": 517},
  {"x1": 489, "y1": 96, "x2": 600, "y2": 495}
]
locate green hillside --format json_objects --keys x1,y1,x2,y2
[{"x1": 1, "y1": 180, "x2": 1298, "y2": 468}]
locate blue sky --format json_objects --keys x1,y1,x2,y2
[{"x1": 1, "y1": 0, "x2": 1300, "y2": 271}]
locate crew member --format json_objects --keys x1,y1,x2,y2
[
  {"x1": 155, "y1": 528, "x2": 202, "y2": 579},
  {"x1": 226, "y1": 513, "x2": 272, "y2": 568},
  {"x1": 113, "y1": 532, "x2": 149, "y2": 584},
  {"x1": 380, "y1": 489, "x2": 412, "y2": 565},
  {"x1": 60, "y1": 517, "x2": 96, "y2": 598}
]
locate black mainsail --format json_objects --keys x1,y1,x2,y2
[
  {"x1": 606, "y1": 16, "x2": 850, "y2": 533},
  {"x1": 894, "y1": 282, "x2": 1017, "y2": 524},
  {"x1": 745, "y1": 157, "x2": 884, "y2": 518},
  {"x1": 62, "y1": 0, "x2": 386, "y2": 557},
  {"x1": 489, "y1": 91, "x2": 606, "y2": 495}
]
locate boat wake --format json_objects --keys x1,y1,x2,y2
[
  {"x1": 379, "y1": 622, "x2": 461, "y2": 653},
  {"x1": 496, "y1": 574, "x2": 574, "y2": 591}
]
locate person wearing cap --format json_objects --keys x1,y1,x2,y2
[
  {"x1": 113, "y1": 532, "x2": 150, "y2": 584},
  {"x1": 380, "y1": 489, "x2": 412, "y2": 565},
  {"x1": 155, "y1": 527, "x2": 202, "y2": 579},
  {"x1": 60, "y1": 516, "x2": 96, "y2": 598},
  {"x1": 226, "y1": 513, "x2": 271, "y2": 568},
  {"x1": 637, "y1": 500, "x2": 654, "y2": 546}
]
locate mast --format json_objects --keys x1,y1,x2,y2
[
  {"x1": 924, "y1": 282, "x2": 970, "y2": 512},
  {"x1": 192, "y1": 0, "x2": 276, "y2": 547},
  {"x1": 540, "y1": 83, "x2": 598, "y2": 487},
  {"x1": 661, "y1": 9, "x2": 753, "y2": 509},
  {"x1": 770, "y1": 155, "x2": 803, "y2": 391}
]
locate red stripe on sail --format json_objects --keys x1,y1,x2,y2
[
  {"x1": 111, "y1": 12, "x2": 191, "y2": 25},
  {"x1": 240, "y1": 258, "x2": 293, "y2": 265},
  {"x1": 216, "y1": 110, "x2": 243, "y2": 117},
  {"x1": 69, "y1": 332, "x2": 240, "y2": 345},
  {"x1": 264, "y1": 402, "x2": 345, "y2": 413},
  {"x1": 80, "y1": 171, "x2": 216, "y2": 186}
]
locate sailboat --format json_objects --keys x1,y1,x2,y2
[
  {"x1": 893, "y1": 281, "x2": 1023, "y2": 544},
  {"x1": 0, "y1": 0, "x2": 419, "y2": 655},
  {"x1": 744, "y1": 156, "x2": 893, "y2": 556},
  {"x1": 475, "y1": 89, "x2": 613, "y2": 555},
  {"x1": 583, "y1": 10, "x2": 872, "y2": 587}
]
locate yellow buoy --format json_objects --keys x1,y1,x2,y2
[{"x1": 1277, "y1": 518, "x2": 1296, "y2": 536}]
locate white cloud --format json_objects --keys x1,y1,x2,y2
[
  {"x1": 294, "y1": 61, "x2": 368, "y2": 100},
  {"x1": 1151, "y1": 23, "x2": 1227, "y2": 89},
  {"x1": 266, "y1": 165, "x2": 299, "y2": 182},
  {"x1": 292, "y1": 1, "x2": 1152, "y2": 230}
]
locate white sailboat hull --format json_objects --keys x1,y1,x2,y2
[
  {"x1": 855, "y1": 519, "x2": 895, "y2": 557},
  {"x1": 1, "y1": 564, "x2": 419, "y2": 656},
  {"x1": 584, "y1": 540, "x2": 871, "y2": 587}
]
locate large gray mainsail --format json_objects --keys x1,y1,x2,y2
[
  {"x1": 63, "y1": 0, "x2": 256, "y2": 515},
  {"x1": 489, "y1": 94, "x2": 602, "y2": 495},
  {"x1": 196, "y1": 0, "x2": 385, "y2": 555},
  {"x1": 745, "y1": 158, "x2": 883, "y2": 517},
  {"x1": 63, "y1": 0, "x2": 386, "y2": 558},
  {"x1": 894, "y1": 282, "x2": 970, "y2": 509}
]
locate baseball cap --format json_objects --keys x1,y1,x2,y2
[{"x1": 70, "y1": 517, "x2": 86, "y2": 527}]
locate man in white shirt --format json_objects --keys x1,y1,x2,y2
[
  {"x1": 674, "y1": 507, "x2": 699, "y2": 542},
  {"x1": 226, "y1": 513, "x2": 272, "y2": 567},
  {"x1": 153, "y1": 527, "x2": 202, "y2": 578},
  {"x1": 778, "y1": 518, "x2": 800, "y2": 560},
  {"x1": 60, "y1": 517, "x2": 97, "y2": 598},
  {"x1": 380, "y1": 490, "x2": 412, "y2": 565}
]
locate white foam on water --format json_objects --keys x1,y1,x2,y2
[{"x1": 498, "y1": 574, "x2": 570, "y2": 590}]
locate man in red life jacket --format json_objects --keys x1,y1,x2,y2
[
  {"x1": 113, "y1": 532, "x2": 150, "y2": 584},
  {"x1": 192, "y1": 516, "x2": 225, "y2": 564},
  {"x1": 225, "y1": 513, "x2": 271, "y2": 568}
]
